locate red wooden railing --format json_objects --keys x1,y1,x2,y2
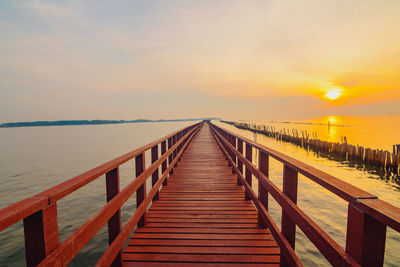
[
  {"x1": 209, "y1": 121, "x2": 400, "y2": 267},
  {"x1": 0, "y1": 122, "x2": 202, "y2": 267}
]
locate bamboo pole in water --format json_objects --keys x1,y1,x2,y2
[{"x1": 221, "y1": 120, "x2": 399, "y2": 175}]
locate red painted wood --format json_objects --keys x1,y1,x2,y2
[
  {"x1": 122, "y1": 254, "x2": 280, "y2": 263},
  {"x1": 97, "y1": 124, "x2": 201, "y2": 267},
  {"x1": 151, "y1": 145, "x2": 159, "y2": 200},
  {"x1": 173, "y1": 134, "x2": 177, "y2": 162},
  {"x1": 135, "y1": 153, "x2": 146, "y2": 227},
  {"x1": 23, "y1": 203, "x2": 59, "y2": 267},
  {"x1": 135, "y1": 227, "x2": 268, "y2": 233},
  {"x1": 124, "y1": 263, "x2": 279, "y2": 267},
  {"x1": 124, "y1": 246, "x2": 280, "y2": 254},
  {"x1": 258, "y1": 151, "x2": 269, "y2": 226},
  {"x1": 211, "y1": 123, "x2": 375, "y2": 204},
  {"x1": 355, "y1": 198, "x2": 400, "y2": 232},
  {"x1": 144, "y1": 222, "x2": 262, "y2": 228},
  {"x1": 281, "y1": 165, "x2": 298, "y2": 266},
  {"x1": 345, "y1": 204, "x2": 387, "y2": 267},
  {"x1": 121, "y1": 124, "x2": 282, "y2": 266},
  {"x1": 161, "y1": 140, "x2": 167, "y2": 185},
  {"x1": 0, "y1": 123, "x2": 201, "y2": 267},
  {"x1": 105, "y1": 167, "x2": 122, "y2": 267},
  {"x1": 281, "y1": 165, "x2": 298, "y2": 248},
  {"x1": 0, "y1": 196, "x2": 47, "y2": 232},
  {"x1": 245, "y1": 143, "x2": 252, "y2": 200},
  {"x1": 230, "y1": 135, "x2": 236, "y2": 173},
  {"x1": 211, "y1": 123, "x2": 360, "y2": 266},
  {"x1": 0, "y1": 123, "x2": 199, "y2": 234},
  {"x1": 237, "y1": 139, "x2": 243, "y2": 186},
  {"x1": 168, "y1": 137, "x2": 173, "y2": 174},
  {"x1": 211, "y1": 131, "x2": 302, "y2": 267},
  {"x1": 7, "y1": 120, "x2": 400, "y2": 267},
  {"x1": 38, "y1": 125, "x2": 199, "y2": 205}
]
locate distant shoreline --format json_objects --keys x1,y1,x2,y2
[{"x1": 0, "y1": 118, "x2": 220, "y2": 128}]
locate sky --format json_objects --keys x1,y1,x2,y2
[{"x1": 1, "y1": 0, "x2": 400, "y2": 122}]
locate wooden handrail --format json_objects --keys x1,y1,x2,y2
[
  {"x1": 96, "y1": 125, "x2": 201, "y2": 266},
  {"x1": 209, "y1": 121, "x2": 400, "y2": 267},
  {"x1": 211, "y1": 123, "x2": 358, "y2": 266},
  {"x1": 0, "y1": 121, "x2": 203, "y2": 267},
  {"x1": 209, "y1": 122, "x2": 400, "y2": 228},
  {"x1": 216, "y1": 125, "x2": 374, "y2": 202},
  {"x1": 210, "y1": 127, "x2": 303, "y2": 267},
  {"x1": 0, "y1": 196, "x2": 48, "y2": 232},
  {"x1": 0, "y1": 123, "x2": 199, "y2": 231}
]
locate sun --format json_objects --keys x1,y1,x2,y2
[{"x1": 325, "y1": 88, "x2": 343, "y2": 100}]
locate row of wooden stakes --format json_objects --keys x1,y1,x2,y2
[{"x1": 222, "y1": 120, "x2": 400, "y2": 175}]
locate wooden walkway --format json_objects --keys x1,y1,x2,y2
[{"x1": 122, "y1": 124, "x2": 280, "y2": 266}]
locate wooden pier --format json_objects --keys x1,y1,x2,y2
[
  {"x1": 122, "y1": 124, "x2": 280, "y2": 266},
  {"x1": 1, "y1": 121, "x2": 400, "y2": 266}
]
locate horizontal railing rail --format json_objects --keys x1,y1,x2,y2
[
  {"x1": 210, "y1": 125, "x2": 303, "y2": 267},
  {"x1": 209, "y1": 121, "x2": 400, "y2": 267},
  {"x1": 0, "y1": 121, "x2": 203, "y2": 267}
]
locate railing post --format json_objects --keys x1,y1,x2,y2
[
  {"x1": 281, "y1": 164, "x2": 298, "y2": 266},
  {"x1": 258, "y1": 151, "x2": 269, "y2": 227},
  {"x1": 135, "y1": 153, "x2": 146, "y2": 227},
  {"x1": 225, "y1": 133, "x2": 232, "y2": 167},
  {"x1": 151, "y1": 145, "x2": 159, "y2": 200},
  {"x1": 105, "y1": 167, "x2": 122, "y2": 267},
  {"x1": 237, "y1": 139, "x2": 243, "y2": 185},
  {"x1": 245, "y1": 143, "x2": 252, "y2": 200},
  {"x1": 230, "y1": 135, "x2": 237, "y2": 173},
  {"x1": 23, "y1": 203, "x2": 59, "y2": 267},
  {"x1": 345, "y1": 204, "x2": 387, "y2": 267},
  {"x1": 168, "y1": 137, "x2": 173, "y2": 174},
  {"x1": 173, "y1": 134, "x2": 177, "y2": 163},
  {"x1": 177, "y1": 132, "x2": 182, "y2": 159},
  {"x1": 161, "y1": 141, "x2": 167, "y2": 185}
]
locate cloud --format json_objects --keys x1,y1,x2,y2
[{"x1": 1, "y1": 0, "x2": 400, "y2": 122}]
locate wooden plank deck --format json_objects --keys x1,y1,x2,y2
[{"x1": 122, "y1": 123, "x2": 280, "y2": 266}]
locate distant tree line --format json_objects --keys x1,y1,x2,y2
[{"x1": 0, "y1": 118, "x2": 220, "y2": 128}]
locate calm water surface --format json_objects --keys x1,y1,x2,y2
[
  {"x1": 0, "y1": 117, "x2": 399, "y2": 266},
  {"x1": 214, "y1": 115, "x2": 400, "y2": 266},
  {"x1": 0, "y1": 121, "x2": 193, "y2": 266},
  {"x1": 249, "y1": 115, "x2": 400, "y2": 151}
]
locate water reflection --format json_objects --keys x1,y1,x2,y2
[
  {"x1": 236, "y1": 115, "x2": 400, "y2": 182},
  {"x1": 250, "y1": 115, "x2": 399, "y2": 151},
  {"x1": 214, "y1": 119, "x2": 400, "y2": 267}
]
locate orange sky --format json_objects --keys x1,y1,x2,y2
[{"x1": 1, "y1": 1, "x2": 399, "y2": 122}]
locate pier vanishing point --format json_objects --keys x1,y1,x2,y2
[{"x1": 1, "y1": 121, "x2": 400, "y2": 266}]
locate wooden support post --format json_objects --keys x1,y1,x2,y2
[
  {"x1": 245, "y1": 143, "x2": 252, "y2": 200},
  {"x1": 168, "y1": 137, "x2": 173, "y2": 174},
  {"x1": 225, "y1": 134, "x2": 232, "y2": 167},
  {"x1": 231, "y1": 135, "x2": 237, "y2": 173},
  {"x1": 135, "y1": 153, "x2": 146, "y2": 227},
  {"x1": 281, "y1": 165, "x2": 298, "y2": 256},
  {"x1": 177, "y1": 132, "x2": 182, "y2": 159},
  {"x1": 23, "y1": 203, "x2": 59, "y2": 267},
  {"x1": 105, "y1": 167, "x2": 122, "y2": 267},
  {"x1": 151, "y1": 145, "x2": 159, "y2": 200},
  {"x1": 258, "y1": 151, "x2": 269, "y2": 226},
  {"x1": 173, "y1": 134, "x2": 177, "y2": 162},
  {"x1": 161, "y1": 141, "x2": 167, "y2": 185},
  {"x1": 237, "y1": 139, "x2": 243, "y2": 185},
  {"x1": 345, "y1": 204, "x2": 387, "y2": 267}
]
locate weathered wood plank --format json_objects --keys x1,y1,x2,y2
[
  {"x1": 123, "y1": 254, "x2": 280, "y2": 263},
  {"x1": 122, "y1": 123, "x2": 280, "y2": 266},
  {"x1": 124, "y1": 246, "x2": 280, "y2": 254}
]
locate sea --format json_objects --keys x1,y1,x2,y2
[{"x1": 0, "y1": 116, "x2": 399, "y2": 266}]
